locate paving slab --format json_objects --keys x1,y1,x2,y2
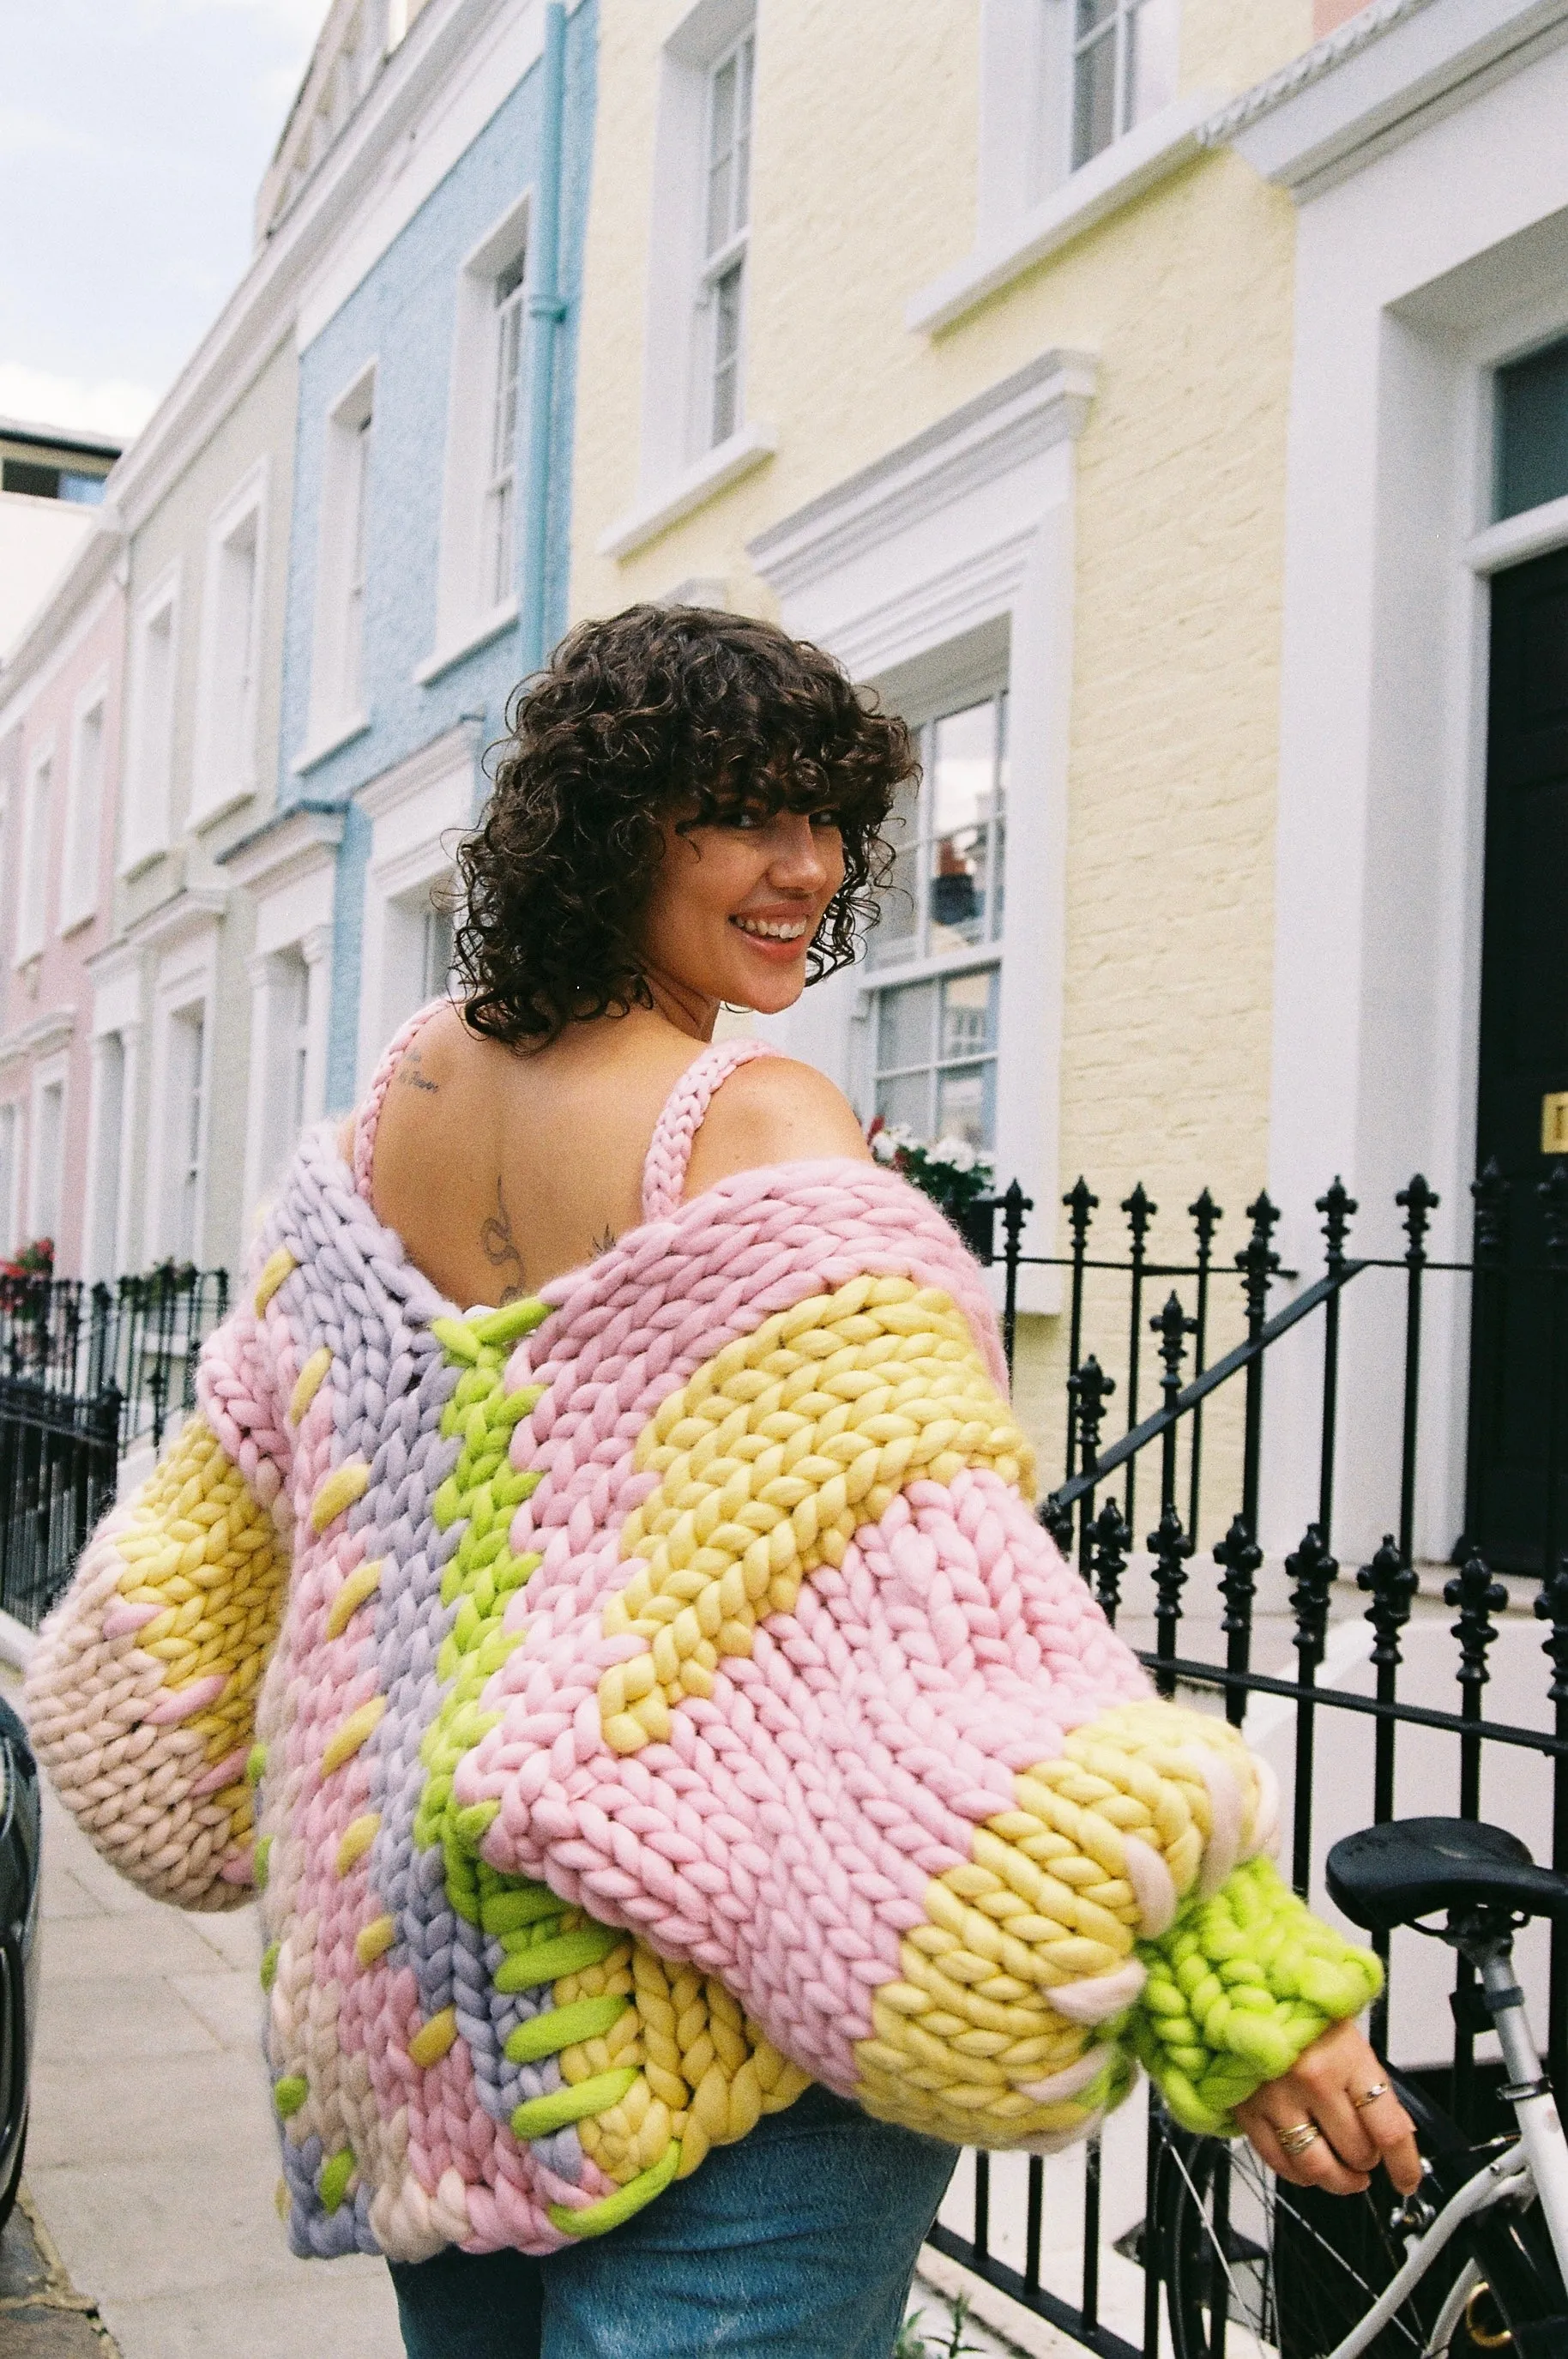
[{"x1": 3, "y1": 1666, "x2": 402, "y2": 2359}]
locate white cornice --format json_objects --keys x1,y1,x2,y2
[
  {"x1": 215, "y1": 800, "x2": 347, "y2": 896},
  {"x1": 0, "y1": 1005, "x2": 76, "y2": 1070},
  {"x1": 1205, "y1": 0, "x2": 1568, "y2": 194},
  {"x1": 123, "y1": 886, "x2": 229, "y2": 957},
  {"x1": 356, "y1": 715, "x2": 485, "y2": 823},
  {"x1": 747, "y1": 351, "x2": 1096, "y2": 603},
  {"x1": 105, "y1": 0, "x2": 521, "y2": 533},
  {"x1": 0, "y1": 517, "x2": 124, "y2": 711}
]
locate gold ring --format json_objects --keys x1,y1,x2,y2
[
  {"x1": 1351, "y1": 2082, "x2": 1391, "y2": 2110},
  {"x1": 1277, "y1": 2121, "x2": 1322, "y2": 2157}
]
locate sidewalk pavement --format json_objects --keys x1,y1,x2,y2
[{"x1": 1, "y1": 1663, "x2": 402, "y2": 2359}]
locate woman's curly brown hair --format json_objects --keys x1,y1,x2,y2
[{"x1": 453, "y1": 604, "x2": 915, "y2": 1045}]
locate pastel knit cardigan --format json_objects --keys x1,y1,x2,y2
[{"x1": 27, "y1": 1033, "x2": 1379, "y2": 2262}]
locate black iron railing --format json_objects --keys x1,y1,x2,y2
[
  {"x1": 0, "y1": 1375, "x2": 121, "y2": 1632},
  {"x1": 930, "y1": 1164, "x2": 1568, "y2": 2356},
  {"x1": 0, "y1": 1263, "x2": 229, "y2": 1454}
]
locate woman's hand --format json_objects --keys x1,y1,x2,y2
[{"x1": 1233, "y1": 2019, "x2": 1422, "y2": 2195}]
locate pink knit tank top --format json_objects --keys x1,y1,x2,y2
[{"x1": 352, "y1": 999, "x2": 775, "y2": 1224}]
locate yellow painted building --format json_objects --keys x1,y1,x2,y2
[{"x1": 566, "y1": 0, "x2": 1337, "y2": 1496}]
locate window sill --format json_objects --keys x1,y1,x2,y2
[
  {"x1": 413, "y1": 597, "x2": 520, "y2": 687},
  {"x1": 292, "y1": 711, "x2": 371, "y2": 777},
  {"x1": 905, "y1": 88, "x2": 1224, "y2": 338},
  {"x1": 119, "y1": 838, "x2": 171, "y2": 884},
  {"x1": 189, "y1": 781, "x2": 257, "y2": 834},
  {"x1": 598, "y1": 422, "x2": 779, "y2": 562}
]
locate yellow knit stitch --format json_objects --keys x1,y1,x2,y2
[
  {"x1": 335, "y1": 1813, "x2": 380, "y2": 1875},
  {"x1": 553, "y1": 1937, "x2": 809, "y2": 2187},
  {"x1": 311, "y1": 1459, "x2": 371, "y2": 1534},
  {"x1": 253, "y1": 1246, "x2": 297, "y2": 1314},
  {"x1": 355, "y1": 1915, "x2": 396, "y2": 1967},
  {"x1": 407, "y1": 2009, "x2": 459, "y2": 2068},
  {"x1": 325, "y1": 1559, "x2": 384, "y2": 1642},
  {"x1": 321, "y1": 1695, "x2": 387, "y2": 1776},
  {"x1": 110, "y1": 1412, "x2": 288, "y2": 1849},
  {"x1": 850, "y1": 1700, "x2": 1268, "y2": 2146},
  {"x1": 289, "y1": 1346, "x2": 334, "y2": 1425},
  {"x1": 597, "y1": 1277, "x2": 1032, "y2": 1753}
]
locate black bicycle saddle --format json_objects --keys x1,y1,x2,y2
[{"x1": 1327, "y1": 1818, "x2": 1568, "y2": 1934}]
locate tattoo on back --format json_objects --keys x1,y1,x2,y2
[
  {"x1": 399, "y1": 1047, "x2": 438, "y2": 1095},
  {"x1": 479, "y1": 1175, "x2": 527, "y2": 1304},
  {"x1": 590, "y1": 1226, "x2": 618, "y2": 1259}
]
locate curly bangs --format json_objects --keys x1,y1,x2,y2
[{"x1": 452, "y1": 604, "x2": 915, "y2": 1045}]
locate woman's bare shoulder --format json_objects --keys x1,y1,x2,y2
[{"x1": 684, "y1": 1053, "x2": 871, "y2": 1195}]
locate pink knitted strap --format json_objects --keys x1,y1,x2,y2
[
  {"x1": 353, "y1": 999, "x2": 450, "y2": 1203},
  {"x1": 641, "y1": 1038, "x2": 776, "y2": 1222}
]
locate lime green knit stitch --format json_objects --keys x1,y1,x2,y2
[
  {"x1": 413, "y1": 1300, "x2": 549, "y2": 1922},
  {"x1": 1130, "y1": 1855, "x2": 1383, "y2": 2136}
]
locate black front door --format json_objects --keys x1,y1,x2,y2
[{"x1": 1471, "y1": 545, "x2": 1568, "y2": 1572}]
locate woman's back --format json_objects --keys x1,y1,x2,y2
[{"x1": 366, "y1": 1000, "x2": 871, "y2": 1308}]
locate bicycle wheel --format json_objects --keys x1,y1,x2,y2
[{"x1": 1150, "y1": 2078, "x2": 1559, "y2": 2359}]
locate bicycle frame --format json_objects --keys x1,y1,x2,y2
[{"x1": 1321, "y1": 1929, "x2": 1568, "y2": 2359}]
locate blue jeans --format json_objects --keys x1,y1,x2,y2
[{"x1": 388, "y1": 2084, "x2": 956, "y2": 2358}]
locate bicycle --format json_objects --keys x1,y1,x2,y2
[{"x1": 1146, "y1": 1817, "x2": 1568, "y2": 2357}]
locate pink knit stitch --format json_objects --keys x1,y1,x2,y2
[
  {"x1": 640, "y1": 1037, "x2": 775, "y2": 1220},
  {"x1": 353, "y1": 998, "x2": 449, "y2": 1202}
]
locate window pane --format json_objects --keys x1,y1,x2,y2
[
  {"x1": 1072, "y1": 11, "x2": 1118, "y2": 169},
  {"x1": 707, "y1": 57, "x2": 736, "y2": 253},
  {"x1": 876, "y1": 1070, "x2": 929, "y2": 1137},
  {"x1": 58, "y1": 471, "x2": 106, "y2": 506},
  {"x1": 936, "y1": 1063, "x2": 993, "y2": 1150},
  {"x1": 940, "y1": 967, "x2": 996, "y2": 1063},
  {"x1": 711, "y1": 262, "x2": 744, "y2": 446},
  {"x1": 1497, "y1": 336, "x2": 1568, "y2": 521},
  {"x1": 929, "y1": 699, "x2": 998, "y2": 953},
  {"x1": 869, "y1": 780, "x2": 920, "y2": 968},
  {"x1": 877, "y1": 976, "x2": 937, "y2": 1073}
]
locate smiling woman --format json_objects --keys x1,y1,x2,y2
[{"x1": 28, "y1": 605, "x2": 1414, "y2": 2359}]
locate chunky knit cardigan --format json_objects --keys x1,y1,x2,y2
[{"x1": 27, "y1": 1025, "x2": 1379, "y2": 2263}]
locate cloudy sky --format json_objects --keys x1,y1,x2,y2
[{"x1": 1, "y1": 0, "x2": 326, "y2": 443}]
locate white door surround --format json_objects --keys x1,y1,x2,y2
[
  {"x1": 354, "y1": 718, "x2": 485, "y2": 1090},
  {"x1": 1227, "y1": 12, "x2": 1568, "y2": 1560}
]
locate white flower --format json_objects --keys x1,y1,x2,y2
[{"x1": 871, "y1": 1123, "x2": 913, "y2": 1164}]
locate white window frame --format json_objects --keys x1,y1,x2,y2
[
  {"x1": 635, "y1": 0, "x2": 763, "y2": 501},
  {"x1": 15, "y1": 738, "x2": 54, "y2": 965},
  {"x1": 748, "y1": 350, "x2": 1096, "y2": 1316},
  {"x1": 697, "y1": 27, "x2": 754, "y2": 455},
  {"x1": 83, "y1": 1023, "x2": 133, "y2": 1283},
  {"x1": 60, "y1": 671, "x2": 109, "y2": 935},
  {"x1": 862, "y1": 686, "x2": 1010, "y2": 1154},
  {"x1": 122, "y1": 564, "x2": 181, "y2": 875},
  {"x1": 1056, "y1": 0, "x2": 1180, "y2": 186},
  {"x1": 304, "y1": 363, "x2": 376, "y2": 763},
  {"x1": 27, "y1": 1053, "x2": 68, "y2": 1257},
  {"x1": 424, "y1": 195, "x2": 530, "y2": 679},
  {"x1": 192, "y1": 458, "x2": 269, "y2": 828},
  {"x1": 0, "y1": 1100, "x2": 21, "y2": 1260},
  {"x1": 145, "y1": 942, "x2": 216, "y2": 1269},
  {"x1": 353, "y1": 720, "x2": 479, "y2": 1089}
]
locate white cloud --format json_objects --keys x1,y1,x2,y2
[
  {"x1": 0, "y1": 365, "x2": 162, "y2": 443},
  {"x1": 0, "y1": 103, "x2": 97, "y2": 160}
]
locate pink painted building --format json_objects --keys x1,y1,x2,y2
[{"x1": 0, "y1": 520, "x2": 128, "y2": 1280}]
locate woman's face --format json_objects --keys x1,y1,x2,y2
[{"x1": 636, "y1": 803, "x2": 847, "y2": 1019}]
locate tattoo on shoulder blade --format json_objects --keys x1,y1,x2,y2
[
  {"x1": 590, "y1": 1226, "x2": 618, "y2": 1259},
  {"x1": 479, "y1": 1175, "x2": 527, "y2": 1303},
  {"x1": 399, "y1": 1046, "x2": 439, "y2": 1095}
]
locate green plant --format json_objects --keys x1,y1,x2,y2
[
  {"x1": 867, "y1": 1119, "x2": 994, "y2": 1228},
  {"x1": 895, "y1": 2291, "x2": 984, "y2": 2359}
]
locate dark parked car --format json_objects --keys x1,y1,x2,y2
[{"x1": 0, "y1": 1691, "x2": 39, "y2": 2231}]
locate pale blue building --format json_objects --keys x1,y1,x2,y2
[{"x1": 225, "y1": 0, "x2": 595, "y2": 1211}]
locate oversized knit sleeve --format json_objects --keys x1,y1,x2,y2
[{"x1": 25, "y1": 1244, "x2": 296, "y2": 1910}]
